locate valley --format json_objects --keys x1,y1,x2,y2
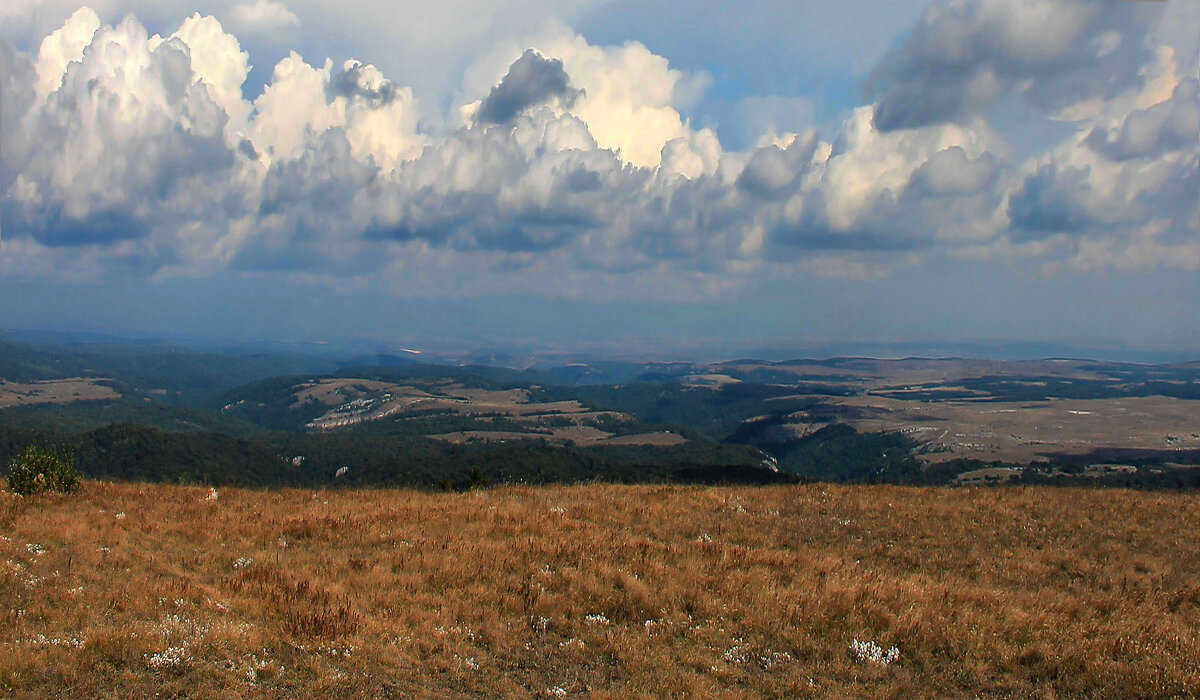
[{"x1": 0, "y1": 338, "x2": 1197, "y2": 490}]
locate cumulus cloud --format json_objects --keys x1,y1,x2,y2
[
  {"x1": 1003, "y1": 48, "x2": 1199, "y2": 271},
  {"x1": 463, "y1": 26, "x2": 712, "y2": 169},
  {"x1": 169, "y1": 13, "x2": 252, "y2": 140},
  {"x1": 869, "y1": 0, "x2": 1161, "y2": 130},
  {"x1": 0, "y1": 0, "x2": 1194, "y2": 299},
  {"x1": 227, "y1": 0, "x2": 300, "y2": 34},
  {"x1": 13, "y1": 14, "x2": 237, "y2": 255},
  {"x1": 32, "y1": 6, "x2": 99, "y2": 101},
  {"x1": 1085, "y1": 76, "x2": 1199, "y2": 162}
]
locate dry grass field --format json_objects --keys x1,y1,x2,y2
[
  {"x1": 289, "y1": 379, "x2": 659, "y2": 447},
  {"x1": 770, "y1": 394, "x2": 1200, "y2": 464},
  {"x1": 0, "y1": 378, "x2": 120, "y2": 409},
  {"x1": 1, "y1": 482, "x2": 1197, "y2": 698}
]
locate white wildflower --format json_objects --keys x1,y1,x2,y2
[
  {"x1": 584, "y1": 614, "x2": 610, "y2": 625},
  {"x1": 28, "y1": 634, "x2": 85, "y2": 649},
  {"x1": 849, "y1": 638, "x2": 900, "y2": 665},
  {"x1": 759, "y1": 651, "x2": 794, "y2": 669},
  {"x1": 146, "y1": 644, "x2": 189, "y2": 669},
  {"x1": 205, "y1": 488, "x2": 219, "y2": 502},
  {"x1": 115, "y1": 512, "x2": 126, "y2": 520},
  {"x1": 723, "y1": 638, "x2": 751, "y2": 665}
]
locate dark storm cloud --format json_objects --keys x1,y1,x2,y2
[{"x1": 476, "y1": 49, "x2": 581, "y2": 125}]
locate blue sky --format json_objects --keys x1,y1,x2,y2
[{"x1": 1, "y1": 0, "x2": 1197, "y2": 359}]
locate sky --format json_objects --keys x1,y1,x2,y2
[{"x1": 0, "y1": 0, "x2": 1197, "y2": 359}]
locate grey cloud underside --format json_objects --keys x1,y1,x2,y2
[
  {"x1": 361, "y1": 124, "x2": 643, "y2": 255},
  {"x1": 327, "y1": 60, "x2": 401, "y2": 106},
  {"x1": 20, "y1": 208, "x2": 149, "y2": 248},
  {"x1": 476, "y1": 49, "x2": 581, "y2": 124},
  {"x1": 1010, "y1": 151, "x2": 1200, "y2": 243}
]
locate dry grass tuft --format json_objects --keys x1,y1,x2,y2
[{"x1": 0, "y1": 480, "x2": 1197, "y2": 697}]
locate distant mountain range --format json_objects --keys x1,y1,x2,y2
[{"x1": 4, "y1": 328, "x2": 1195, "y2": 367}]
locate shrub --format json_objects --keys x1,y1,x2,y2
[{"x1": 6, "y1": 443, "x2": 81, "y2": 495}]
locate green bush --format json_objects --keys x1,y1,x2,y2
[{"x1": 6, "y1": 444, "x2": 80, "y2": 495}]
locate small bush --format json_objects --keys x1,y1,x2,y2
[{"x1": 6, "y1": 443, "x2": 81, "y2": 495}]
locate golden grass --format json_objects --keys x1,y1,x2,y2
[
  {"x1": 0, "y1": 378, "x2": 120, "y2": 409},
  {"x1": 1, "y1": 481, "x2": 1197, "y2": 698}
]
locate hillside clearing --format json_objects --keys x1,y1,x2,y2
[{"x1": 0, "y1": 378, "x2": 120, "y2": 409}]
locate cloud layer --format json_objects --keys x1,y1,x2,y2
[{"x1": 1, "y1": 0, "x2": 1196, "y2": 299}]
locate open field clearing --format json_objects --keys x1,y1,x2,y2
[
  {"x1": 282, "y1": 379, "x2": 625, "y2": 439},
  {"x1": 0, "y1": 379, "x2": 120, "y2": 409},
  {"x1": 774, "y1": 394, "x2": 1200, "y2": 464},
  {"x1": 2, "y1": 483, "x2": 1197, "y2": 698}
]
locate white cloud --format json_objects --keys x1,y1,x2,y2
[
  {"x1": 227, "y1": 0, "x2": 299, "y2": 34},
  {"x1": 33, "y1": 6, "x2": 98, "y2": 101},
  {"x1": 0, "y1": 0, "x2": 1194, "y2": 301},
  {"x1": 461, "y1": 24, "x2": 712, "y2": 169},
  {"x1": 1000, "y1": 47, "x2": 1199, "y2": 272},
  {"x1": 169, "y1": 13, "x2": 252, "y2": 141}
]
